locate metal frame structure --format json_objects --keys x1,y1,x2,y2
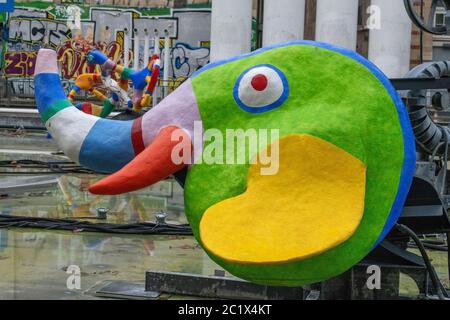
[{"x1": 404, "y1": 0, "x2": 450, "y2": 35}]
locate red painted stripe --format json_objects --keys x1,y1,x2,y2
[
  {"x1": 81, "y1": 103, "x2": 92, "y2": 115},
  {"x1": 131, "y1": 117, "x2": 145, "y2": 155},
  {"x1": 146, "y1": 66, "x2": 160, "y2": 94},
  {"x1": 90, "y1": 126, "x2": 190, "y2": 195}
]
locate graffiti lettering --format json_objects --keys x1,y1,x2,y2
[
  {"x1": 57, "y1": 40, "x2": 122, "y2": 79},
  {"x1": 168, "y1": 43, "x2": 210, "y2": 79},
  {"x1": 7, "y1": 77, "x2": 75, "y2": 96},
  {"x1": 2, "y1": 6, "x2": 212, "y2": 92},
  {"x1": 4, "y1": 52, "x2": 36, "y2": 77},
  {"x1": 9, "y1": 18, "x2": 71, "y2": 48}
]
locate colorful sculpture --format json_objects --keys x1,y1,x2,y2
[
  {"x1": 34, "y1": 41, "x2": 416, "y2": 286},
  {"x1": 68, "y1": 51, "x2": 161, "y2": 117},
  {"x1": 68, "y1": 73, "x2": 118, "y2": 118}
]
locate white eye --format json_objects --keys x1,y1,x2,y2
[{"x1": 233, "y1": 64, "x2": 289, "y2": 113}]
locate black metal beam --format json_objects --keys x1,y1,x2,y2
[
  {"x1": 390, "y1": 77, "x2": 450, "y2": 90},
  {"x1": 145, "y1": 271, "x2": 304, "y2": 300}
]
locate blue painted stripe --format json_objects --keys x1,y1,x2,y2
[
  {"x1": 0, "y1": 0, "x2": 14, "y2": 12},
  {"x1": 34, "y1": 73, "x2": 68, "y2": 115},
  {"x1": 79, "y1": 119, "x2": 135, "y2": 173},
  {"x1": 194, "y1": 40, "x2": 416, "y2": 247},
  {"x1": 130, "y1": 66, "x2": 152, "y2": 91}
]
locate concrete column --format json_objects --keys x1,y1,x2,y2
[
  {"x1": 163, "y1": 32, "x2": 171, "y2": 98},
  {"x1": 368, "y1": 0, "x2": 412, "y2": 78},
  {"x1": 133, "y1": 33, "x2": 140, "y2": 70},
  {"x1": 210, "y1": 0, "x2": 253, "y2": 62},
  {"x1": 263, "y1": 0, "x2": 305, "y2": 46},
  {"x1": 143, "y1": 31, "x2": 150, "y2": 68},
  {"x1": 153, "y1": 33, "x2": 161, "y2": 108},
  {"x1": 124, "y1": 29, "x2": 130, "y2": 68},
  {"x1": 315, "y1": 0, "x2": 359, "y2": 50},
  {"x1": 154, "y1": 33, "x2": 160, "y2": 56}
]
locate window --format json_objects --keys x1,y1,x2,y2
[{"x1": 436, "y1": 12, "x2": 445, "y2": 27}]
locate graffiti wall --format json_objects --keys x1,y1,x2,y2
[{"x1": 1, "y1": 5, "x2": 211, "y2": 91}]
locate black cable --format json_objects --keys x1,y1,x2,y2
[
  {"x1": 409, "y1": 241, "x2": 448, "y2": 252},
  {"x1": 396, "y1": 223, "x2": 449, "y2": 300},
  {"x1": 421, "y1": 239, "x2": 447, "y2": 245},
  {"x1": 405, "y1": 61, "x2": 450, "y2": 156},
  {"x1": 447, "y1": 233, "x2": 450, "y2": 286},
  {"x1": 0, "y1": 214, "x2": 193, "y2": 236},
  {"x1": 441, "y1": 133, "x2": 449, "y2": 195},
  {"x1": 420, "y1": 0, "x2": 424, "y2": 64},
  {"x1": 0, "y1": 160, "x2": 95, "y2": 174}
]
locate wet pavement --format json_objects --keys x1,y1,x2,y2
[
  {"x1": 0, "y1": 228, "x2": 220, "y2": 299},
  {"x1": 0, "y1": 135, "x2": 223, "y2": 299},
  {"x1": 0, "y1": 173, "x2": 186, "y2": 225}
]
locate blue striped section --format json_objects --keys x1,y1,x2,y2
[
  {"x1": 0, "y1": 0, "x2": 14, "y2": 12},
  {"x1": 34, "y1": 73, "x2": 68, "y2": 115},
  {"x1": 130, "y1": 66, "x2": 152, "y2": 91},
  {"x1": 79, "y1": 119, "x2": 135, "y2": 173},
  {"x1": 194, "y1": 40, "x2": 416, "y2": 247}
]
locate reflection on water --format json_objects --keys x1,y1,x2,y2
[
  {"x1": 0, "y1": 228, "x2": 221, "y2": 299},
  {"x1": 0, "y1": 145, "x2": 224, "y2": 299},
  {"x1": 0, "y1": 174, "x2": 186, "y2": 225},
  {"x1": 400, "y1": 247, "x2": 450, "y2": 297},
  {"x1": 0, "y1": 225, "x2": 447, "y2": 299}
]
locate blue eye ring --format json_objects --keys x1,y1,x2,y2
[{"x1": 233, "y1": 64, "x2": 289, "y2": 114}]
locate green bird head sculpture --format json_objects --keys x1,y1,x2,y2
[{"x1": 34, "y1": 41, "x2": 416, "y2": 286}]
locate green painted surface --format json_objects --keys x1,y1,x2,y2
[
  {"x1": 186, "y1": 44, "x2": 405, "y2": 286},
  {"x1": 41, "y1": 99, "x2": 73, "y2": 123},
  {"x1": 11, "y1": 2, "x2": 207, "y2": 19},
  {"x1": 99, "y1": 99, "x2": 116, "y2": 118}
]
